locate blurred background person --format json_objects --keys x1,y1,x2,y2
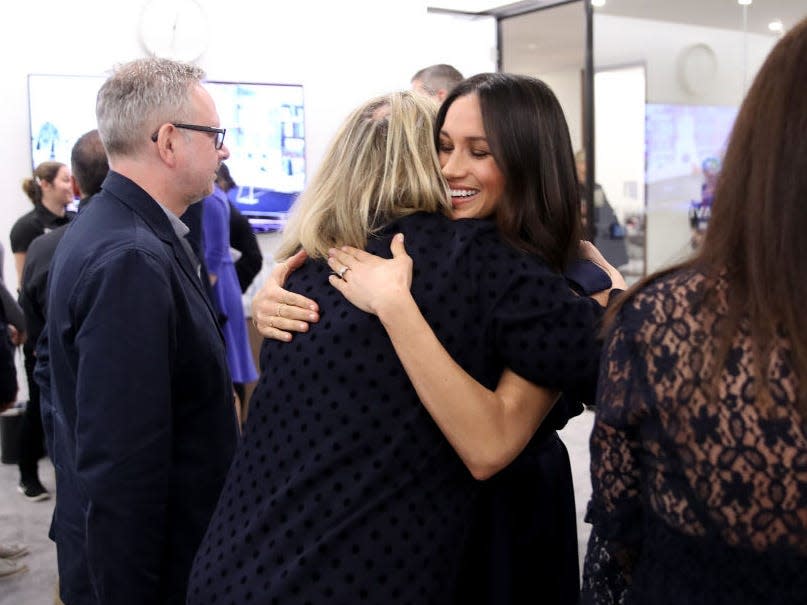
[
  {"x1": 202, "y1": 166, "x2": 258, "y2": 409},
  {"x1": 20, "y1": 129, "x2": 109, "y2": 475},
  {"x1": 411, "y1": 63, "x2": 464, "y2": 101},
  {"x1": 575, "y1": 149, "x2": 628, "y2": 270},
  {"x1": 215, "y1": 163, "x2": 262, "y2": 294},
  {"x1": 10, "y1": 162, "x2": 75, "y2": 286},
  {"x1": 583, "y1": 16, "x2": 807, "y2": 605},
  {"x1": 0, "y1": 281, "x2": 29, "y2": 579},
  {"x1": 9, "y1": 161, "x2": 75, "y2": 502},
  {"x1": 0, "y1": 240, "x2": 25, "y2": 347}
]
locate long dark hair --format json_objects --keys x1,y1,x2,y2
[
  {"x1": 435, "y1": 73, "x2": 582, "y2": 272},
  {"x1": 607, "y1": 16, "x2": 807, "y2": 415}
]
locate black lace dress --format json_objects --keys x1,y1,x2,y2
[{"x1": 582, "y1": 268, "x2": 807, "y2": 605}]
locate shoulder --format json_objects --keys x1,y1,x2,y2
[
  {"x1": 57, "y1": 200, "x2": 170, "y2": 281},
  {"x1": 10, "y1": 209, "x2": 42, "y2": 251},
  {"x1": 616, "y1": 266, "x2": 711, "y2": 341},
  {"x1": 23, "y1": 227, "x2": 67, "y2": 275},
  {"x1": 11, "y1": 208, "x2": 37, "y2": 227}
]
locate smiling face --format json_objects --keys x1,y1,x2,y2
[
  {"x1": 42, "y1": 165, "x2": 75, "y2": 207},
  {"x1": 437, "y1": 93, "x2": 505, "y2": 220}
]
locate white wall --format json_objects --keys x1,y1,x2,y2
[
  {"x1": 535, "y1": 69, "x2": 583, "y2": 153},
  {"x1": 594, "y1": 14, "x2": 777, "y2": 274},
  {"x1": 0, "y1": 0, "x2": 496, "y2": 287}
]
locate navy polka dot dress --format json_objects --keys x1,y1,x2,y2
[{"x1": 187, "y1": 213, "x2": 604, "y2": 604}]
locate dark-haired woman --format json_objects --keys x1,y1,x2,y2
[
  {"x1": 253, "y1": 73, "x2": 625, "y2": 604},
  {"x1": 582, "y1": 17, "x2": 807, "y2": 605}
]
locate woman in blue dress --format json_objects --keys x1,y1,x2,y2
[{"x1": 202, "y1": 184, "x2": 258, "y2": 406}]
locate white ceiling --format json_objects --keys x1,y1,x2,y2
[
  {"x1": 476, "y1": 0, "x2": 807, "y2": 75},
  {"x1": 430, "y1": 0, "x2": 806, "y2": 36}
]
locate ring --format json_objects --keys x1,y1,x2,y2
[
  {"x1": 277, "y1": 303, "x2": 284, "y2": 318},
  {"x1": 337, "y1": 265, "x2": 350, "y2": 279}
]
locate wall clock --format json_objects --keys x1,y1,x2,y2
[
  {"x1": 677, "y1": 43, "x2": 718, "y2": 97},
  {"x1": 139, "y1": 0, "x2": 210, "y2": 62}
]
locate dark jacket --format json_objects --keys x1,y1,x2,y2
[
  {"x1": 37, "y1": 171, "x2": 238, "y2": 605},
  {"x1": 0, "y1": 299, "x2": 17, "y2": 405},
  {"x1": 228, "y1": 202, "x2": 262, "y2": 292}
]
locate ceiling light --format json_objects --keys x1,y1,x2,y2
[
  {"x1": 737, "y1": 0, "x2": 752, "y2": 5},
  {"x1": 768, "y1": 20, "x2": 784, "y2": 33},
  {"x1": 591, "y1": 0, "x2": 606, "y2": 7}
]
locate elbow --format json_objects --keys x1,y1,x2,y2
[
  {"x1": 461, "y1": 436, "x2": 527, "y2": 480},
  {"x1": 464, "y1": 454, "x2": 511, "y2": 481},
  {"x1": 468, "y1": 464, "x2": 499, "y2": 481}
]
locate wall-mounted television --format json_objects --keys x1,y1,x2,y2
[
  {"x1": 206, "y1": 81, "x2": 306, "y2": 232},
  {"x1": 27, "y1": 75, "x2": 306, "y2": 232},
  {"x1": 645, "y1": 103, "x2": 738, "y2": 213}
]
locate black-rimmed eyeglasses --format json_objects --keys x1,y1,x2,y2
[{"x1": 150, "y1": 123, "x2": 227, "y2": 150}]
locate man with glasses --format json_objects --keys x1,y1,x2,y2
[{"x1": 37, "y1": 57, "x2": 238, "y2": 605}]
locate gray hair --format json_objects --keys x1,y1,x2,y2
[{"x1": 96, "y1": 57, "x2": 205, "y2": 157}]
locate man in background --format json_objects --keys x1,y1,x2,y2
[
  {"x1": 37, "y1": 57, "x2": 238, "y2": 605},
  {"x1": 18, "y1": 129, "x2": 108, "y2": 504},
  {"x1": 411, "y1": 63, "x2": 464, "y2": 101},
  {"x1": 575, "y1": 149, "x2": 629, "y2": 269}
]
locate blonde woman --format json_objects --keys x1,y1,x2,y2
[{"x1": 187, "y1": 88, "x2": 611, "y2": 604}]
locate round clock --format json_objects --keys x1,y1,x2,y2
[
  {"x1": 677, "y1": 43, "x2": 718, "y2": 97},
  {"x1": 139, "y1": 0, "x2": 210, "y2": 62}
]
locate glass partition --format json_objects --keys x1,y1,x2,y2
[{"x1": 593, "y1": 0, "x2": 798, "y2": 276}]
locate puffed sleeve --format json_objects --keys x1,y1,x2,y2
[
  {"x1": 581, "y1": 299, "x2": 649, "y2": 604},
  {"x1": 482, "y1": 249, "x2": 606, "y2": 407}
]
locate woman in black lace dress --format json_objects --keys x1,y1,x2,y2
[{"x1": 582, "y1": 17, "x2": 807, "y2": 605}]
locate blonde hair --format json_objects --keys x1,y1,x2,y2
[{"x1": 276, "y1": 91, "x2": 451, "y2": 260}]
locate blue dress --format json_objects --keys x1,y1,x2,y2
[
  {"x1": 188, "y1": 213, "x2": 605, "y2": 604},
  {"x1": 202, "y1": 187, "x2": 258, "y2": 384}
]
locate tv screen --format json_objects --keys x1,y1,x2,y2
[
  {"x1": 27, "y1": 75, "x2": 306, "y2": 231},
  {"x1": 645, "y1": 103, "x2": 738, "y2": 221},
  {"x1": 206, "y1": 81, "x2": 306, "y2": 232}
]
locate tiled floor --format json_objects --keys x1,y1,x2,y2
[
  {"x1": 0, "y1": 410, "x2": 595, "y2": 604},
  {"x1": 0, "y1": 455, "x2": 58, "y2": 605}
]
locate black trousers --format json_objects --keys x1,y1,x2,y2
[{"x1": 19, "y1": 349, "x2": 45, "y2": 482}]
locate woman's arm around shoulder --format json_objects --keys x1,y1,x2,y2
[{"x1": 328, "y1": 234, "x2": 560, "y2": 480}]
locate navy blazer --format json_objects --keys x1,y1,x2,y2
[{"x1": 37, "y1": 171, "x2": 238, "y2": 605}]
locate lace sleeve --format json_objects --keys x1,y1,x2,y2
[{"x1": 582, "y1": 301, "x2": 649, "y2": 604}]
